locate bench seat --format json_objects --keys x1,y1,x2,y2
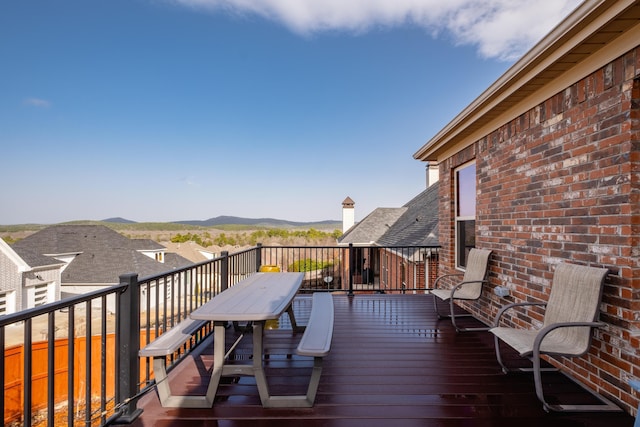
[
  {"x1": 139, "y1": 318, "x2": 211, "y2": 408},
  {"x1": 262, "y1": 292, "x2": 334, "y2": 408},
  {"x1": 139, "y1": 318, "x2": 209, "y2": 357},
  {"x1": 296, "y1": 292, "x2": 334, "y2": 357}
]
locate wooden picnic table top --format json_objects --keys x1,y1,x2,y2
[{"x1": 190, "y1": 272, "x2": 304, "y2": 322}]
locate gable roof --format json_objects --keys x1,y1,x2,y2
[
  {"x1": 12, "y1": 225, "x2": 193, "y2": 284},
  {"x1": 338, "y1": 208, "x2": 406, "y2": 245},
  {"x1": 377, "y1": 184, "x2": 439, "y2": 247},
  {"x1": 338, "y1": 182, "x2": 439, "y2": 247}
]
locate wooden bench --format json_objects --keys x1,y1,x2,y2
[
  {"x1": 262, "y1": 292, "x2": 334, "y2": 408},
  {"x1": 139, "y1": 318, "x2": 210, "y2": 408}
]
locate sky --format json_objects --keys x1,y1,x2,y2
[{"x1": 0, "y1": 0, "x2": 583, "y2": 225}]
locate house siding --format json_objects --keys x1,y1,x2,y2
[
  {"x1": 438, "y1": 46, "x2": 640, "y2": 412},
  {"x1": 0, "y1": 250, "x2": 21, "y2": 312}
]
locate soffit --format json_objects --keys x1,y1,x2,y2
[{"x1": 414, "y1": 0, "x2": 640, "y2": 162}]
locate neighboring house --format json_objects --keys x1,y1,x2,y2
[
  {"x1": 413, "y1": 1, "x2": 639, "y2": 414},
  {"x1": 0, "y1": 238, "x2": 64, "y2": 314},
  {"x1": 338, "y1": 181, "x2": 439, "y2": 293},
  {"x1": 162, "y1": 241, "x2": 217, "y2": 264},
  {"x1": 7, "y1": 225, "x2": 193, "y2": 311}
]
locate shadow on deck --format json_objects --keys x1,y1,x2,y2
[{"x1": 130, "y1": 294, "x2": 634, "y2": 427}]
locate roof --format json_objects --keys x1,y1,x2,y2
[
  {"x1": 377, "y1": 184, "x2": 439, "y2": 247},
  {"x1": 12, "y1": 225, "x2": 193, "y2": 284},
  {"x1": 338, "y1": 182, "x2": 439, "y2": 247},
  {"x1": 13, "y1": 224, "x2": 136, "y2": 255},
  {"x1": 414, "y1": 0, "x2": 640, "y2": 162},
  {"x1": 338, "y1": 208, "x2": 406, "y2": 245},
  {"x1": 162, "y1": 241, "x2": 215, "y2": 264}
]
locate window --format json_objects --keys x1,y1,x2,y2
[{"x1": 455, "y1": 162, "x2": 476, "y2": 269}]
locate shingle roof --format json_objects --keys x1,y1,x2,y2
[
  {"x1": 338, "y1": 208, "x2": 407, "y2": 245},
  {"x1": 377, "y1": 183, "x2": 439, "y2": 247},
  {"x1": 13, "y1": 246, "x2": 65, "y2": 268},
  {"x1": 162, "y1": 241, "x2": 214, "y2": 263},
  {"x1": 338, "y1": 183, "x2": 439, "y2": 247},
  {"x1": 13, "y1": 224, "x2": 133, "y2": 254},
  {"x1": 12, "y1": 225, "x2": 193, "y2": 284}
]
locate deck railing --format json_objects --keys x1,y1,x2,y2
[{"x1": 0, "y1": 243, "x2": 439, "y2": 426}]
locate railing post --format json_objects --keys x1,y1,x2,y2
[
  {"x1": 256, "y1": 243, "x2": 263, "y2": 272},
  {"x1": 221, "y1": 251, "x2": 229, "y2": 291},
  {"x1": 348, "y1": 243, "x2": 354, "y2": 296},
  {"x1": 115, "y1": 273, "x2": 142, "y2": 423}
]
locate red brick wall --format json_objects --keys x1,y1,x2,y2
[
  {"x1": 380, "y1": 249, "x2": 427, "y2": 293},
  {"x1": 437, "y1": 47, "x2": 640, "y2": 413}
]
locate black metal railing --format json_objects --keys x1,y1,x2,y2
[{"x1": 0, "y1": 244, "x2": 439, "y2": 426}]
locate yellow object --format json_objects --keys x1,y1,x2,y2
[
  {"x1": 259, "y1": 265, "x2": 280, "y2": 272},
  {"x1": 265, "y1": 319, "x2": 279, "y2": 330}
]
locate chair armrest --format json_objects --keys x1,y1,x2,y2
[
  {"x1": 532, "y1": 321, "x2": 606, "y2": 357},
  {"x1": 445, "y1": 279, "x2": 488, "y2": 298},
  {"x1": 493, "y1": 302, "x2": 547, "y2": 327},
  {"x1": 431, "y1": 273, "x2": 464, "y2": 290}
]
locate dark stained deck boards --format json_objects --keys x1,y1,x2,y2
[{"x1": 131, "y1": 294, "x2": 634, "y2": 426}]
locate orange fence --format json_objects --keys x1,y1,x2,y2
[{"x1": 4, "y1": 331, "x2": 155, "y2": 426}]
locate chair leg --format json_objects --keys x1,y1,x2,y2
[
  {"x1": 433, "y1": 294, "x2": 445, "y2": 318},
  {"x1": 493, "y1": 335, "x2": 510, "y2": 374},
  {"x1": 448, "y1": 298, "x2": 490, "y2": 333},
  {"x1": 494, "y1": 337, "x2": 558, "y2": 375},
  {"x1": 532, "y1": 355, "x2": 621, "y2": 412}
]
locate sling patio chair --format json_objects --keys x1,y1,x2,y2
[
  {"x1": 430, "y1": 248, "x2": 492, "y2": 332},
  {"x1": 490, "y1": 262, "x2": 621, "y2": 413}
]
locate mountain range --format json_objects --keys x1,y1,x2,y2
[{"x1": 102, "y1": 216, "x2": 341, "y2": 229}]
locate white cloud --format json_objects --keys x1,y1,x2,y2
[
  {"x1": 23, "y1": 97, "x2": 52, "y2": 108},
  {"x1": 172, "y1": 0, "x2": 583, "y2": 61}
]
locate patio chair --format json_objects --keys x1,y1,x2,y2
[
  {"x1": 490, "y1": 262, "x2": 621, "y2": 412},
  {"x1": 430, "y1": 248, "x2": 492, "y2": 332}
]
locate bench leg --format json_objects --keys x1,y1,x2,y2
[
  {"x1": 259, "y1": 356, "x2": 324, "y2": 408},
  {"x1": 151, "y1": 323, "x2": 228, "y2": 408},
  {"x1": 305, "y1": 356, "x2": 324, "y2": 404},
  {"x1": 152, "y1": 356, "x2": 215, "y2": 408}
]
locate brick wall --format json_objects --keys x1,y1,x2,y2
[{"x1": 437, "y1": 47, "x2": 640, "y2": 413}]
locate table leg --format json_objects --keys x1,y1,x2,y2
[
  {"x1": 202, "y1": 322, "x2": 227, "y2": 406},
  {"x1": 286, "y1": 304, "x2": 305, "y2": 333},
  {"x1": 252, "y1": 321, "x2": 272, "y2": 406}
]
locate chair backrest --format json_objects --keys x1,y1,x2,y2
[
  {"x1": 543, "y1": 262, "x2": 608, "y2": 355},
  {"x1": 455, "y1": 248, "x2": 492, "y2": 299}
]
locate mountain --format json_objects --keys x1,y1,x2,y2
[
  {"x1": 174, "y1": 216, "x2": 340, "y2": 228},
  {"x1": 102, "y1": 217, "x2": 137, "y2": 224}
]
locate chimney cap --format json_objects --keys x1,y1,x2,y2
[{"x1": 342, "y1": 197, "x2": 355, "y2": 207}]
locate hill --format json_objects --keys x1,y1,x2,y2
[{"x1": 174, "y1": 216, "x2": 340, "y2": 229}]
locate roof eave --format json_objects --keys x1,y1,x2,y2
[{"x1": 413, "y1": 0, "x2": 639, "y2": 162}]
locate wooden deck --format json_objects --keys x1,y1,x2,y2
[{"x1": 130, "y1": 294, "x2": 634, "y2": 426}]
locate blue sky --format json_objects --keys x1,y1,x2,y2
[{"x1": 0, "y1": 0, "x2": 582, "y2": 225}]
